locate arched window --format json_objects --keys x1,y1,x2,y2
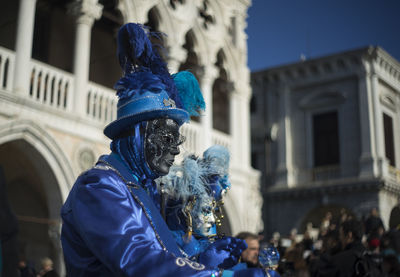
[
  {"x1": 145, "y1": 7, "x2": 167, "y2": 61},
  {"x1": 32, "y1": 0, "x2": 75, "y2": 72},
  {"x1": 179, "y1": 30, "x2": 203, "y2": 122},
  {"x1": 212, "y1": 50, "x2": 231, "y2": 134},
  {"x1": 90, "y1": 0, "x2": 123, "y2": 88},
  {"x1": 0, "y1": 0, "x2": 19, "y2": 50}
]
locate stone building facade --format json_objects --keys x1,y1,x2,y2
[
  {"x1": 251, "y1": 47, "x2": 400, "y2": 238},
  {"x1": 0, "y1": 0, "x2": 262, "y2": 274}
]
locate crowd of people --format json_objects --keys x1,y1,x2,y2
[
  {"x1": 252, "y1": 209, "x2": 400, "y2": 277},
  {"x1": 17, "y1": 257, "x2": 59, "y2": 277}
]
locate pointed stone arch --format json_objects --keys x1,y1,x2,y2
[
  {"x1": 33, "y1": 0, "x2": 75, "y2": 72},
  {"x1": 0, "y1": 119, "x2": 74, "y2": 275},
  {"x1": 0, "y1": 119, "x2": 74, "y2": 201},
  {"x1": 389, "y1": 204, "x2": 400, "y2": 229},
  {"x1": 90, "y1": 0, "x2": 124, "y2": 88},
  {"x1": 212, "y1": 49, "x2": 233, "y2": 134}
]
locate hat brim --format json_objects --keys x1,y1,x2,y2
[{"x1": 104, "y1": 108, "x2": 189, "y2": 139}]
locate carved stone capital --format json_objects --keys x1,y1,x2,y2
[{"x1": 68, "y1": 0, "x2": 103, "y2": 26}]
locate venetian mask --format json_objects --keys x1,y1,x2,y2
[
  {"x1": 144, "y1": 118, "x2": 184, "y2": 176},
  {"x1": 193, "y1": 201, "x2": 217, "y2": 237}
]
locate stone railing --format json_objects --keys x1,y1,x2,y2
[
  {"x1": 86, "y1": 82, "x2": 116, "y2": 123},
  {"x1": 0, "y1": 46, "x2": 232, "y2": 155},
  {"x1": 311, "y1": 165, "x2": 341, "y2": 181},
  {"x1": 29, "y1": 59, "x2": 74, "y2": 111},
  {"x1": 180, "y1": 121, "x2": 203, "y2": 155},
  {"x1": 388, "y1": 165, "x2": 400, "y2": 183},
  {"x1": 211, "y1": 129, "x2": 231, "y2": 151},
  {"x1": 0, "y1": 46, "x2": 15, "y2": 92}
]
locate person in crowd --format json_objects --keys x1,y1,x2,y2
[
  {"x1": 61, "y1": 22, "x2": 267, "y2": 277},
  {"x1": 319, "y1": 212, "x2": 332, "y2": 238},
  {"x1": 330, "y1": 219, "x2": 366, "y2": 276},
  {"x1": 236, "y1": 232, "x2": 261, "y2": 268},
  {"x1": 37, "y1": 258, "x2": 58, "y2": 277},
  {"x1": 364, "y1": 208, "x2": 385, "y2": 239},
  {"x1": 325, "y1": 219, "x2": 382, "y2": 277},
  {"x1": 382, "y1": 254, "x2": 400, "y2": 277},
  {"x1": 282, "y1": 242, "x2": 309, "y2": 277},
  {"x1": 18, "y1": 258, "x2": 36, "y2": 277},
  {"x1": 308, "y1": 229, "x2": 340, "y2": 276}
]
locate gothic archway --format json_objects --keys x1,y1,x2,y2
[
  {"x1": 90, "y1": 0, "x2": 123, "y2": 88},
  {"x1": 32, "y1": 0, "x2": 75, "y2": 72},
  {"x1": 212, "y1": 49, "x2": 231, "y2": 134},
  {"x1": 0, "y1": 139, "x2": 63, "y2": 274},
  {"x1": 389, "y1": 205, "x2": 400, "y2": 229},
  {"x1": 0, "y1": 120, "x2": 74, "y2": 275}
]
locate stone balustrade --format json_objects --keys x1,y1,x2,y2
[{"x1": 0, "y1": 45, "x2": 231, "y2": 154}]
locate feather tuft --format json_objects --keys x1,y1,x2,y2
[
  {"x1": 173, "y1": 71, "x2": 205, "y2": 116},
  {"x1": 116, "y1": 23, "x2": 183, "y2": 108},
  {"x1": 117, "y1": 23, "x2": 153, "y2": 73}
]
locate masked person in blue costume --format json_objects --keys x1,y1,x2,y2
[
  {"x1": 159, "y1": 145, "x2": 245, "y2": 270},
  {"x1": 61, "y1": 23, "x2": 268, "y2": 277}
]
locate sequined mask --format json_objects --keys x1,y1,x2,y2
[
  {"x1": 193, "y1": 200, "x2": 217, "y2": 237},
  {"x1": 145, "y1": 118, "x2": 185, "y2": 176}
]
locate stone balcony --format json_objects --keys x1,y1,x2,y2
[{"x1": 0, "y1": 45, "x2": 232, "y2": 156}]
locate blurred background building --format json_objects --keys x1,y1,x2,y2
[
  {"x1": 0, "y1": 0, "x2": 262, "y2": 274},
  {"x1": 251, "y1": 46, "x2": 400, "y2": 238}
]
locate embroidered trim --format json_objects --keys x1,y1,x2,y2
[
  {"x1": 95, "y1": 160, "x2": 169, "y2": 253},
  {"x1": 175, "y1": 257, "x2": 205, "y2": 270}
]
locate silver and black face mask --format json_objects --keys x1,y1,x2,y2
[{"x1": 144, "y1": 118, "x2": 185, "y2": 176}]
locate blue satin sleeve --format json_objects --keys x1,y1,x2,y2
[{"x1": 61, "y1": 168, "x2": 216, "y2": 276}]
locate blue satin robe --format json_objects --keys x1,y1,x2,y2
[{"x1": 61, "y1": 154, "x2": 217, "y2": 276}]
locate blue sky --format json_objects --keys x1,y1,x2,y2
[{"x1": 246, "y1": 0, "x2": 400, "y2": 72}]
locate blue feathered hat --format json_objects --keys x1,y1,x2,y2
[{"x1": 104, "y1": 23, "x2": 205, "y2": 139}]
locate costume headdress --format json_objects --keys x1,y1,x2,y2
[
  {"x1": 159, "y1": 145, "x2": 231, "y2": 239},
  {"x1": 104, "y1": 23, "x2": 205, "y2": 139}
]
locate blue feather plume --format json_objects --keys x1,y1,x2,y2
[
  {"x1": 201, "y1": 145, "x2": 230, "y2": 176},
  {"x1": 117, "y1": 23, "x2": 153, "y2": 73},
  {"x1": 116, "y1": 23, "x2": 183, "y2": 108},
  {"x1": 173, "y1": 71, "x2": 205, "y2": 116},
  {"x1": 158, "y1": 145, "x2": 231, "y2": 228}
]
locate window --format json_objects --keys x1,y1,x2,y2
[
  {"x1": 212, "y1": 50, "x2": 231, "y2": 134},
  {"x1": 313, "y1": 111, "x2": 340, "y2": 167},
  {"x1": 383, "y1": 113, "x2": 396, "y2": 167},
  {"x1": 251, "y1": 152, "x2": 258, "y2": 170},
  {"x1": 250, "y1": 95, "x2": 257, "y2": 114}
]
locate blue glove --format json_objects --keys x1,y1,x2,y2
[{"x1": 198, "y1": 237, "x2": 247, "y2": 269}]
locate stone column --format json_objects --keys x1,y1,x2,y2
[
  {"x1": 236, "y1": 84, "x2": 252, "y2": 168},
  {"x1": 200, "y1": 65, "x2": 217, "y2": 150},
  {"x1": 276, "y1": 84, "x2": 294, "y2": 187},
  {"x1": 68, "y1": 0, "x2": 103, "y2": 115},
  {"x1": 227, "y1": 78, "x2": 250, "y2": 168},
  {"x1": 13, "y1": 0, "x2": 37, "y2": 95},
  {"x1": 358, "y1": 63, "x2": 379, "y2": 177},
  {"x1": 370, "y1": 64, "x2": 386, "y2": 177},
  {"x1": 229, "y1": 88, "x2": 240, "y2": 165}
]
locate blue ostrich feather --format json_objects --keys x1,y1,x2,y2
[
  {"x1": 116, "y1": 23, "x2": 183, "y2": 108},
  {"x1": 117, "y1": 23, "x2": 153, "y2": 73},
  {"x1": 200, "y1": 145, "x2": 230, "y2": 176},
  {"x1": 173, "y1": 71, "x2": 205, "y2": 116}
]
